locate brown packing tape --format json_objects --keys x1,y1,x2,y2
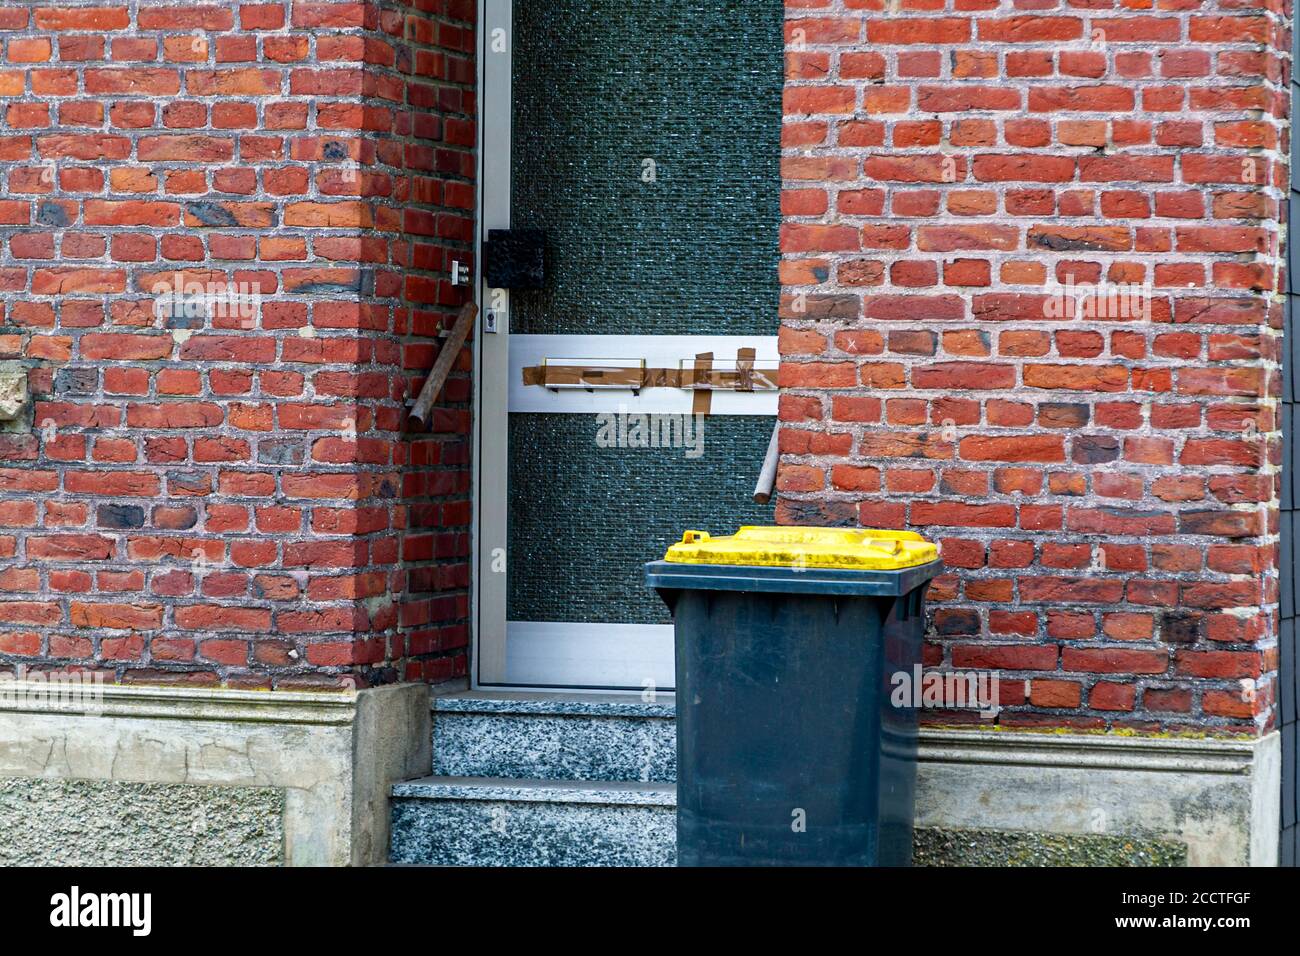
[
  {"x1": 645, "y1": 368, "x2": 683, "y2": 388},
  {"x1": 691, "y1": 352, "x2": 713, "y2": 416},
  {"x1": 523, "y1": 364, "x2": 647, "y2": 388},
  {"x1": 686, "y1": 366, "x2": 778, "y2": 390},
  {"x1": 520, "y1": 363, "x2": 779, "y2": 391},
  {"x1": 736, "y1": 347, "x2": 756, "y2": 392}
]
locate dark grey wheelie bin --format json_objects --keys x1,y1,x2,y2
[{"x1": 646, "y1": 526, "x2": 942, "y2": 867}]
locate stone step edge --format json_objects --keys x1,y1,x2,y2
[
  {"x1": 433, "y1": 690, "x2": 676, "y2": 720},
  {"x1": 392, "y1": 776, "x2": 678, "y2": 807}
]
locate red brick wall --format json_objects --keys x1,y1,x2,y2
[
  {"x1": 0, "y1": 1, "x2": 475, "y2": 689},
  {"x1": 2, "y1": 0, "x2": 1287, "y2": 721},
  {"x1": 395, "y1": 0, "x2": 476, "y2": 685},
  {"x1": 779, "y1": 2, "x2": 1286, "y2": 732}
]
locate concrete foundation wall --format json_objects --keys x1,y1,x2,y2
[
  {"x1": 0, "y1": 683, "x2": 1279, "y2": 865},
  {"x1": 916, "y1": 728, "x2": 1280, "y2": 866},
  {"x1": 0, "y1": 681, "x2": 428, "y2": 866}
]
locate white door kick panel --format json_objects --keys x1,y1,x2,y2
[
  {"x1": 501, "y1": 622, "x2": 676, "y2": 691},
  {"x1": 509, "y1": 334, "x2": 780, "y2": 415}
]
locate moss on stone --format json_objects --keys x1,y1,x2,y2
[
  {"x1": 0, "y1": 777, "x2": 284, "y2": 866},
  {"x1": 913, "y1": 826, "x2": 1188, "y2": 867}
]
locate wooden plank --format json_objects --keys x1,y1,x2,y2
[{"x1": 408, "y1": 301, "x2": 478, "y2": 430}]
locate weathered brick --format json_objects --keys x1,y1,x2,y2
[
  {"x1": 0, "y1": 0, "x2": 473, "y2": 691},
  {"x1": 779, "y1": 3, "x2": 1283, "y2": 734}
]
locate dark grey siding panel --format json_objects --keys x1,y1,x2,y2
[
  {"x1": 1291, "y1": 294, "x2": 1300, "y2": 394},
  {"x1": 1286, "y1": 727, "x2": 1297, "y2": 830},
  {"x1": 1282, "y1": 514, "x2": 1294, "y2": 620},
  {"x1": 1279, "y1": 300, "x2": 1289, "y2": 403},
  {"x1": 1292, "y1": 405, "x2": 1300, "y2": 506},
  {"x1": 1283, "y1": 405, "x2": 1292, "y2": 510},
  {"x1": 1284, "y1": 619, "x2": 1297, "y2": 724},
  {"x1": 1291, "y1": 201, "x2": 1300, "y2": 279},
  {"x1": 1293, "y1": 123, "x2": 1300, "y2": 192}
]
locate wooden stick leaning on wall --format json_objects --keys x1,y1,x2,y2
[
  {"x1": 753, "y1": 419, "x2": 780, "y2": 505},
  {"x1": 408, "y1": 301, "x2": 478, "y2": 431}
]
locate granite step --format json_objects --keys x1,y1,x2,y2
[
  {"x1": 431, "y1": 690, "x2": 677, "y2": 783},
  {"x1": 389, "y1": 776, "x2": 677, "y2": 867}
]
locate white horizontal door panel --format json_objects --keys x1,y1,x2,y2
[{"x1": 509, "y1": 334, "x2": 779, "y2": 415}]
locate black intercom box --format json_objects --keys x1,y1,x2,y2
[{"x1": 483, "y1": 229, "x2": 546, "y2": 290}]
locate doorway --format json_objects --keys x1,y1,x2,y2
[{"x1": 472, "y1": 0, "x2": 786, "y2": 690}]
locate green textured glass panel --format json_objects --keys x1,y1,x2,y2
[
  {"x1": 507, "y1": 414, "x2": 776, "y2": 624},
  {"x1": 509, "y1": 0, "x2": 782, "y2": 336}
]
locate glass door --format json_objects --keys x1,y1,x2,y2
[{"x1": 475, "y1": 0, "x2": 784, "y2": 690}]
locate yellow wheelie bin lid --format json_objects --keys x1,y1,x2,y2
[{"x1": 663, "y1": 526, "x2": 938, "y2": 572}]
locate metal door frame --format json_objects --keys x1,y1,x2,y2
[{"x1": 471, "y1": 0, "x2": 510, "y2": 688}]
